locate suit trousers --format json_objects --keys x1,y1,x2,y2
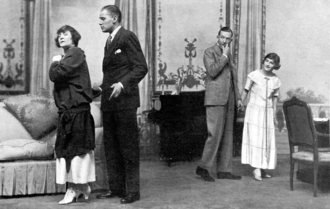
[
  {"x1": 199, "y1": 89, "x2": 235, "y2": 172},
  {"x1": 103, "y1": 108, "x2": 140, "y2": 194}
]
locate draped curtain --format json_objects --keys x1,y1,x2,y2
[
  {"x1": 29, "y1": 0, "x2": 51, "y2": 95},
  {"x1": 230, "y1": 0, "x2": 266, "y2": 96},
  {"x1": 115, "y1": 0, "x2": 153, "y2": 114}
]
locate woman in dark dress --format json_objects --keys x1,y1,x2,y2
[{"x1": 49, "y1": 25, "x2": 95, "y2": 205}]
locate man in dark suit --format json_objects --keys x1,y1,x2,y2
[
  {"x1": 196, "y1": 27, "x2": 243, "y2": 182},
  {"x1": 95, "y1": 5, "x2": 148, "y2": 204}
]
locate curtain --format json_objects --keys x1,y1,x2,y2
[
  {"x1": 115, "y1": 0, "x2": 153, "y2": 114},
  {"x1": 29, "y1": 0, "x2": 51, "y2": 95},
  {"x1": 230, "y1": 0, "x2": 266, "y2": 94}
]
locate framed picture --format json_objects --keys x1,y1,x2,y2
[
  {"x1": 152, "y1": 0, "x2": 231, "y2": 95},
  {"x1": 0, "y1": 0, "x2": 30, "y2": 96}
]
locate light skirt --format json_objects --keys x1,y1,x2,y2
[
  {"x1": 241, "y1": 102, "x2": 277, "y2": 169},
  {"x1": 56, "y1": 150, "x2": 96, "y2": 184}
]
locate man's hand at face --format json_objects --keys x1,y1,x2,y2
[
  {"x1": 109, "y1": 82, "x2": 123, "y2": 100},
  {"x1": 222, "y1": 44, "x2": 230, "y2": 56}
]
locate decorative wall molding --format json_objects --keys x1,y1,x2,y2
[
  {"x1": 232, "y1": 0, "x2": 241, "y2": 66},
  {"x1": 153, "y1": 0, "x2": 228, "y2": 95},
  {"x1": 261, "y1": 0, "x2": 266, "y2": 62},
  {"x1": 0, "y1": 0, "x2": 30, "y2": 96}
]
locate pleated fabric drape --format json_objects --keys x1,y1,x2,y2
[
  {"x1": 230, "y1": 0, "x2": 266, "y2": 95},
  {"x1": 29, "y1": 0, "x2": 52, "y2": 95}
]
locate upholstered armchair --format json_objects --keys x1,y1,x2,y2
[{"x1": 283, "y1": 96, "x2": 330, "y2": 197}]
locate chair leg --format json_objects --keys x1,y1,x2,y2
[
  {"x1": 290, "y1": 160, "x2": 294, "y2": 191},
  {"x1": 313, "y1": 165, "x2": 318, "y2": 197}
]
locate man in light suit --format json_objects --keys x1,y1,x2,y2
[
  {"x1": 95, "y1": 5, "x2": 148, "y2": 204},
  {"x1": 196, "y1": 27, "x2": 243, "y2": 182}
]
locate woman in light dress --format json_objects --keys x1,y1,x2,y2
[{"x1": 240, "y1": 53, "x2": 282, "y2": 181}]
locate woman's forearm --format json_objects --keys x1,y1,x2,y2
[{"x1": 241, "y1": 89, "x2": 249, "y2": 103}]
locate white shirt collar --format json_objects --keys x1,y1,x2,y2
[{"x1": 110, "y1": 26, "x2": 122, "y2": 41}]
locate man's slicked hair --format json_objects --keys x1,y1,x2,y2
[
  {"x1": 101, "y1": 5, "x2": 122, "y2": 23},
  {"x1": 218, "y1": 26, "x2": 233, "y2": 37}
]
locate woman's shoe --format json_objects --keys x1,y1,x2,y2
[
  {"x1": 252, "y1": 169, "x2": 262, "y2": 181},
  {"x1": 82, "y1": 185, "x2": 91, "y2": 200},
  {"x1": 261, "y1": 169, "x2": 272, "y2": 178},
  {"x1": 77, "y1": 185, "x2": 91, "y2": 200},
  {"x1": 58, "y1": 188, "x2": 79, "y2": 205}
]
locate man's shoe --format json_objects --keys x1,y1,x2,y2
[
  {"x1": 196, "y1": 166, "x2": 215, "y2": 182},
  {"x1": 217, "y1": 172, "x2": 241, "y2": 180},
  {"x1": 96, "y1": 190, "x2": 126, "y2": 199},
  {"x1": 120, "y1": 193, "x2": 140, "y2": 204}
]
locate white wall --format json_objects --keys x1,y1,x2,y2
[
  {"x1": 266, "y1": 0, "x2": 330, "y2": 102},
  {"x1": 50, "y1": 0, "x2": 115, "y2": 85}
]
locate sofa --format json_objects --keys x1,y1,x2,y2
[{"x1": 0, "y1": 94, "x2": 108, "y2": 196}]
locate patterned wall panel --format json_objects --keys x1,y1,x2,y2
[
  {"x1": 0, "y1": 0, "x2": 29, "y2": 95},
  {"x1": 153, "y1": 0, "x2": 229, "y2": 95}
]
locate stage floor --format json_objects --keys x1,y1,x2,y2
[{"x1": 1, "y1": 154, "x2": 330, "y2": 209}]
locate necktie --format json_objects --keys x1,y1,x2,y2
[{"x1": 106, "y1": 35, "x2": 112, "y2": 50}]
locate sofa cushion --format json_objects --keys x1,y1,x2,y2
[
  {"x1": 0, "y1": 139, "x2": 54, "y2": 161},
  {"x1": 3, "y1": 94, "x2": 58, "y2": 139},
  {"x1": 39, "y1": 130, "x2": 57, "y2": 147},
  {"x1": 0, "y1": 103, "x2": 32, "y2": 142}
]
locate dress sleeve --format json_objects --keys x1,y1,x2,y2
[
  {"x1": 271, "y1": 76, "x2": 281, "y2": 97},
  {"x1": 49, "y1": 47, "x2": 85, "y2": 83},
  {"x1": 273, "y1": 88, "x2": 280, "y2": 97},
  {"x1": 244, "y1": 77, "x2": 253, "y2": 91}
]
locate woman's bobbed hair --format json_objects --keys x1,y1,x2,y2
[
  {"x1": 262, "y1": 53, "x2": 281, "y2": 70},
  {"x1": 54, "y1": 25, "x2": 81, "y2": 48}
]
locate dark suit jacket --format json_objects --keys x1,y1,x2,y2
[
  {"x1": 203, "y1": 44, "x2": 241, "y2": 106},
  {"x1": 100, "y1": 27, "x2": 148, "y2": 111}
]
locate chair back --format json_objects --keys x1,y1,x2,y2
[{"x1": 283, "y1": 97, "x2": 317, "y2": 147}]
